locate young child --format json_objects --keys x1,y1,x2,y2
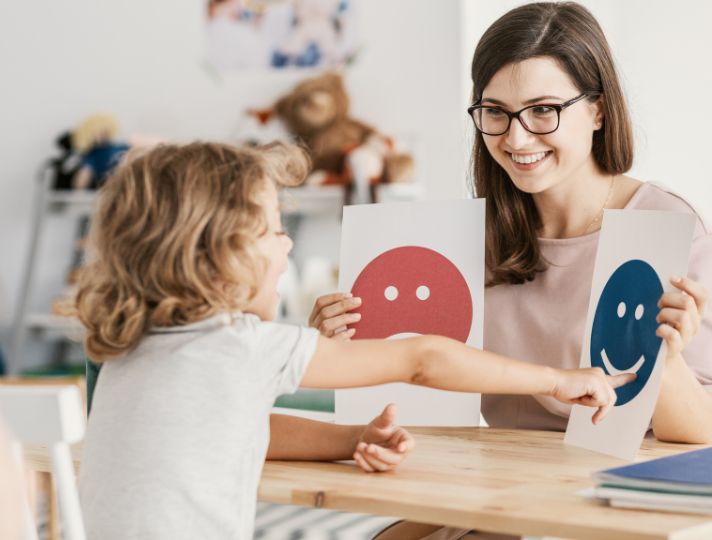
[{"x1": 75, "y1": 141, "x2": 632, "y2": 540}]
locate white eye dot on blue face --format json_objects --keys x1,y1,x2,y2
[
  {"x1": 384, "y1": 286, "x2": 398, "y2": 301},
  {"x1": 635, "y1": 304, "x2": 644, "y2": 320},
  {"x1": 416, "y1": 285, "x2": 430, "y2": 301},
  {"x1": 617, "y1": 301, "x2": 626, "y2": 318}
]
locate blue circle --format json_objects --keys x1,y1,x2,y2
[{"x1": 590, "y1": 259, "x2": 663, "y2": 406}]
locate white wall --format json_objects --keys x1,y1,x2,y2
[
  {"x1": 0, "y1": 1, "x2": 467, "y2": 335},
  {"x1": 461, "y1": 0, "x2": 712, "y2": 217}
]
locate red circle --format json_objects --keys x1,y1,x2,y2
[{"x1": 350, "y1": 246, "x2": 473, "y2": 342}]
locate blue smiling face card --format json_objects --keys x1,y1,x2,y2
[
  {"x1": 565, "y1": 209, "x2": 695, "y2": 461},
  {"x1": 589, "y1": 259, "x2": 663, "y2": 406}
]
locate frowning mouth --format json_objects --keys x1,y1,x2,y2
[
  {"x1": 387, "y1": 332, "x2": 423, "y2": 340},
  {"x1": 601, "y1": 349, "x2": 645, "y2": 376}
]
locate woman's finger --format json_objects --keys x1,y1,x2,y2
[
  {"x1": 334, "y1": 328, "x2": 356, "y2": 341},
  {"x1": 658, "y1": 291, "x2": 696, "y2": 311},
  {"x1": 309, "y1": 292, "x2": 351, "y2": 327},
  {"x1": 657, "y1": 323, "x2": 684, "y2": 356},
  {"x1": 318, "y1": 312, "x2": 361, "y2": 335},
  {"x1": 669, "y1": 276, "x2": 708, "y2": 315},
  {"x1": 320, "y1": 296, "x2": 362, "y2": 320},
  {"x1": 657, "y1": 307, "x2": 696, "y2": 341}
]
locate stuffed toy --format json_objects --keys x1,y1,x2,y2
[
  {"x1": 48, "y1": 131, "x2": 82, "y2": 190},
  {"x1": 72, "y1": 113, "x2": 130, "y2": 190},
  {"x1": 249, "y1": 72, "x2": 414, "y2": 203}
]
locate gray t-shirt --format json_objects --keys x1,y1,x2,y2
[{"x1": 79, "y1": 313, "x2": 319, "y2": 540}]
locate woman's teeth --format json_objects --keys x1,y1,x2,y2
[{"x1": 511, "y1": 151, "x2": 548, "y2": 164}]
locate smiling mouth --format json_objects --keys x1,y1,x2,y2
[
  {"x1": 600, "y1": 349, "x2": 645, "y2": 376},
  {"x1": 509, "y1": 151, "x2": 550, "y2": 164}
]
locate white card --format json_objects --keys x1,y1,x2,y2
[
  {"x1": 565, "y1": 210, "x2": 696, "y2": 460},
  {"x1": 335, "y1": 199, "x2": 485, "y2": 426}
]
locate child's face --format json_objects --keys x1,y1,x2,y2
[{"x1": 245, "y1": 182, "x2": 293, "y2": 320}]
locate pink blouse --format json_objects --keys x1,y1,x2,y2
[{"x1": 481, "y1": 182, "x2": 712, "y2": 430}]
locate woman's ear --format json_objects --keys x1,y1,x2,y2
[{"x1": 593, "y1": 96, "x2": 604, "y2": 130}]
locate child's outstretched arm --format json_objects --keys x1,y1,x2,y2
[
  {"x1": 301, "y1": 335, "x2": 635, "y2": 424},
  {"x1": 267, "y1": 404, "x2": 414, "y2": 472}
]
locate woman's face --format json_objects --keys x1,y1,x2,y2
[{"x1": 480, "y1": 56, "x2": 603, "y2": 195}]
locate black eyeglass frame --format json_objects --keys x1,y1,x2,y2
[{"x1": 466, "y1": 92, "x2": 600, "y2": 136}]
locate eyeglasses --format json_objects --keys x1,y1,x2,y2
[{"x1": 467, "y1": 92, "x2": 598, "y2": 136}]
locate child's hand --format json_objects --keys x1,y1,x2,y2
[
  {"x1": 309, "y1": 292, "x2": 362, "y2": 339},
  {"x1": 353, "y1": 403, "x2": 415, "y2": 472},
  {"x1": 656, "y1": 275, "x2": 708, "y2": 359},
  {"x1": 551, "y1": 368, "x2": 636, "y2": 424}
]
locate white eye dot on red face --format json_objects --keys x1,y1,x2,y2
[
  {"x1": 384, "y1": 286, "x2": 398, "y2": 301},
  {"x1": 416, "y1": 285, "x2": 430, "y2": 301},
  {"x1": 634, "y1": 304, "x2": 644, "y2": 320},
  {"x1": 617, "y1": 302, "x2": 626, "y2": 318}
]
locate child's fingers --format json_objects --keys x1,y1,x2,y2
[
  {"x1": 371, "y1": 403, "x2": 397, "y2": 429},
  {"x1": 591, "y1": 405, "x2": 607, "y2": 425},
  {"x1": 392, "y1": 428, "x2": 415, "y2": 453},
  {"x1": 606, "y1": 372, "x2": 636, "y2": 389},
  {"x1": 361, "y1": 444, "x2": 404, "y2": 470},
  {"x1": 353, "y1": 451, "x2": 375, "y2": 473},
  {"x1": 397, "y1": 438, "x2": 415, "y2": 453},
  {"x1": 590, "y1": 388, "x2": 616, "y2": 424},
  {"x1": 358, "y1": 451, "x2": 391, "y2": 472}
]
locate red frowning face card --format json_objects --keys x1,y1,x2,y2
[{"x1": 349, "y1": 246, "x2": 473, "y2": 342}]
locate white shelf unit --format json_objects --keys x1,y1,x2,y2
[{"x1": 7, "y1": 169, "x2": 95, "y2": 375}]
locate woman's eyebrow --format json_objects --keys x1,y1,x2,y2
[
  {"x1": 481, "y1": 95, "x2": 564, "y2": 106},
  {"x1": 523, "y1": 95, "x2": 564, "y2": 104}
]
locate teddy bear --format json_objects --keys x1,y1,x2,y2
[{"x1": 249, "y1": 72, "x2": 414, "y2": 204}]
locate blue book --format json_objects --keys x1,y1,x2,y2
[{"x1": 594, "y1": 447, "x2": 712, "y2": 495}]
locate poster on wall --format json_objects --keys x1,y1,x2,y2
[
  {"x1": 565, "y1": 210, "x2": 695, "y2": 461},
  {"x1": 206, "y1": 0, "x2": 360, "y2": 71},
  {"x1": 335, "y1": 199, "x2": 485, "y2": 426}
]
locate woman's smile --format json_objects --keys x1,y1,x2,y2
[{"x1": 508, "y1": 150, "x2": 552, "y2": 171}]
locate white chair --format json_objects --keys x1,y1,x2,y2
[{"x1": 0, "y1": 385, "x2": 86, "y2": 540}]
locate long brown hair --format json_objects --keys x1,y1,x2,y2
[
  {"x1": 470, "y1": 2, "x2": 634, "y2": 286},
  {"x1": 74, "y1": 141, "x2": 308, "y2": 362}
]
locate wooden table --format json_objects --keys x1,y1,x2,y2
[{"x1": 24, "y1": 427, "x2": 712, "y2": 540}]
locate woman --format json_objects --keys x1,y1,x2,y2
[{"x1": 311, "y1": 2, "x2": 712, "y2": 538}]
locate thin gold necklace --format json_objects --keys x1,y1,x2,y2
[{"x1": 583, "y1": 175, "x2": 616, "y2": 235}]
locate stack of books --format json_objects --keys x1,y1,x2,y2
[{"x1": 586, "y1": 447, "x2": 712, "y2": 514}]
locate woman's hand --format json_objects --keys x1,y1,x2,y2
[
  {"x1": 656, "y1": 276, "x2": 708, "y2": 359},
  {"x1": 309, "y1": 292, "x2": 362, "y2": 339},
  {"x1": 353, "y1": 403, "x2": 415, "y2": 473},
  {"x1": 551, "y1": 368, "x2": 636, "y2": 424}
]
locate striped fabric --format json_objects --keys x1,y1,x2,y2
[{"x1": 254, "y1": 502, "x2": 396, "y2": 540}]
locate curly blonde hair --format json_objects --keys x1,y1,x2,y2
[{"x1": 74, "y1": 141, "x2": 308, "y2": 362}]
